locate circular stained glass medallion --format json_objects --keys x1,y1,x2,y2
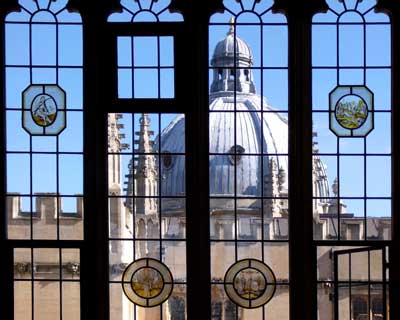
[
  {"x1": 334, "y1": 94, "x2": 368, "y2": 130},
  {"x1": 224, "y1": 259, "x2": 276, "y2": 309},
  {"x1": 31, "y1": 93, "x2": 58, "y2": 127},
  {"x1": 22, "y1": 84, "x2": 66, "y2": 136},
  {"x1": 122, "y1": 258, "x2": 173, "y2": 307}
]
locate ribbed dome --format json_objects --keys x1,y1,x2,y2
[
  {"x1": 153, "y1": 24, "x2": 330, "y2": 208},
  {"x1": 211, "y1": 30, "x2": 253, "y2": 66},
  {"x1": 158, "y1": 93, "x2": 288, "y2": 197},
  {"x1": 208, "y1": 93, "x2": 288, "y2": 196},
  {"x1": 158, "y1": 115, "x2": 186, "y2": 197},
  {"x1": 210, "y1": 25, "x2": 256, "y2": 94}
]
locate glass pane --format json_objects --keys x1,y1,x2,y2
[
  {"x1": 34, "y1": 281, "x2": 60, "y2": 320},
  {"x1": 14, "y1": 248, "x2": 81, "y2": 320},
  {"x1": 62, "y1": 282, "x2": 81, "y2": 320},
  {"x1": 14, "y1": 281, "x2": 32, "y2": 320},
  {"x1": 317, "y1": 283, "x2": 334, "y2": 320},
  {"x1": 117, "y1": 36, "x2": 175, "y2": 99}
]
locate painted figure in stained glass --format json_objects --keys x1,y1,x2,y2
[
  {"x1": 224, "y1": 259, "x2": 276, "y2": 308},
  {"x1": 31, "y1": 94, "x2": 57, "y2": 127},
  {"x1": 132, "y1": 267, "x2": 163, "y2": 298},
  {"x1": 234, "y1": 268, "x2": 266, "y2": 299},
  {"x1": 335, "y1": 95, "x2": 368, "y2": 130},
  {"x1": 22, "y1": 84, "x2": 66, "y2": 136}
]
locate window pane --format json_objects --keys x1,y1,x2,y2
[
  {"x1": 210, "y1": 2, "x2": 288, "y2": 317},
  {"x1": 317, "y1": 246, "x2": 389, "y2": 320},
  {"x1": 14, "y1": 248, "x2": 81, "y2": 320},
  {"x1": 117, "y1": 36, "x2": 175, "y2": 99},
  {"x1": 5, "y1": 1, "x2": 84, "y2": 240},
  {"x1": 312, "y1": 0, "x2": 391, "y2": 241},
  {"x1": 108, "y1": 113, "x2": 186, "y2": 318}
]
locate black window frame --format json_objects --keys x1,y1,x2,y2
[{"x1": 1, "y1": 1, "x2": 399, "y2": 320}]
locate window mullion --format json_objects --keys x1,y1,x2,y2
[
  {"x1": 0, "y1": 0, "x2": 20, "y2": 317},
  {"x1": 387, "y1": 3, "x2": 400, "y2": 320},
  {"x1": 79, "y1": 4, "x2": 113, "y2": 320},
  {"x1": 280, "y1": 2, "x2": 325, "y2": 319},
  {"x1": 184, "y1": 12, "x2": 212, "y2": 320}
]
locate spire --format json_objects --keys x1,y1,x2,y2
[
  {"x1": 108, "y1": 113, "x2": 129, "y2": 194},
  {"x1": 134, "y1": 113, "x2": 158, "y2": 215},
  {"x1": 136, "y1": 113, "x2": 154, "y2": 154}
]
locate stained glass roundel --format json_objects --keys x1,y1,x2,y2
[
  {"x1": 329, "y1": 85, "x2": 374, "y2": 137},
  {"x1": 122, "y1": 258, "x2": 173, "y2": 307},
  {"x1": 22, "y1": 84, "x2": 67, "y2": 136},
  {"x1": 224, "y1": 259, "x2": 276, "y2": 309},
  {"x1": 31, "y1": 94, "x2": 58, "y2": 127},
  {"x1": 335, "y1": 94, "x2": 368, "y2": 130}
]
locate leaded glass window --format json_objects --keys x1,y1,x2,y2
[
  {"x1": 1, "y1": 1, "x2": 399, "y2": 320},
  {"x1": 107, "y1": 1, "x2": 186, "y2": 319},
  {"x1": 312, "y1": 0, "x2": 391, "y2": 319},
  {"x1": 4, "y1": 0, "x2": 83, "y2": 318},
  {"x1": 209, "y1": 1, "x2": 289, "y2": 318}
]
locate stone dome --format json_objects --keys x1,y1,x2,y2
[
  {"x1": 208, "y1": 94, "x2": 288, "y2": 197},
  {"x1": 153, "y1": 25, "x2": 330, "y2": 207},
  {"x1": 158, "y1": 115, "x2": 186, "y2": 197},
  {"x1": 158, "y1": 95, "x2": 288, "y2": 198},
  {"x1": 211, "y1": 25, "x2": 253, "y2": 66},
  {"x1": 210, "y1": 24, "x2": 256, "y2": 94}
]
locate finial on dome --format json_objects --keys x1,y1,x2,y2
[{"x1": 228, "y1": 16, "x2": 235, "y2": 35}]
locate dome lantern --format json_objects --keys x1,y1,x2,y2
[{"x1": 210, "y1": 18, "x2": 256, "y2": 94}]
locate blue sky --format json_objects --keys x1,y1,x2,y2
[{"x1": 4, "y1": 0, "x2": 392, "y2": 219}]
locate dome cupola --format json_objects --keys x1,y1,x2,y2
[{"x1": 210, "y1": 18, "x2": 256, "y2": 94}]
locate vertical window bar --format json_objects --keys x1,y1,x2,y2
[
  {"x1": 364, "y1": 137, "x2": 368, "y2": 240},
  {"x1": 349, "y1": 253, "x2": 352, "y2": 320},
  {"x1": 59, "y1": 247, "x2": 63, "y2": 320},
  {"x1": 334, "y1": 252, "x2": 339, "y2": 320},
  {"x1": 31, "y1": 247, "x2": 34, "y2": 320},
  {"x1": 233, "y1": 19, "x2": 238, "y2": 265},
  {"x1": 130, "y1": 37, "x2": 136, "y2": 98},
  {"x1": 382, "y1": 247, "x2": 387, "y2": 320},
  {"x1": 368, "y1": 250, "x2": 371, "y2": 320}
]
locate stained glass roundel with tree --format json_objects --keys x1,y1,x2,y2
[
  {"x1": 335, "y1": 94, "x2": 368, "y2": 130},
  {"x1": 329, "y1": 85, "x2": 374, "y2": 137}
]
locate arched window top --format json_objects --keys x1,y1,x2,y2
[
  {"x1": 210, "y1": 0, "x2": 287, "y2": 24},
  {"x1": 31, "y1": 10, "x2": 56, "y2": 22},
  {"x1": 236, "y1": 11, "x2": 261, "y2": 24},
  {"x1": 6, "y1": 0, "x2": 81, "y2": 23},
  {"x1": 313, "y1": 0, "x2": 389, "y2": 23},
  {"x1": 338, "y1": 10, "x2": 364, "y2": 23},
  {"x1": 108, "y1": 0, "x2": 183, "y2": 23}
]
